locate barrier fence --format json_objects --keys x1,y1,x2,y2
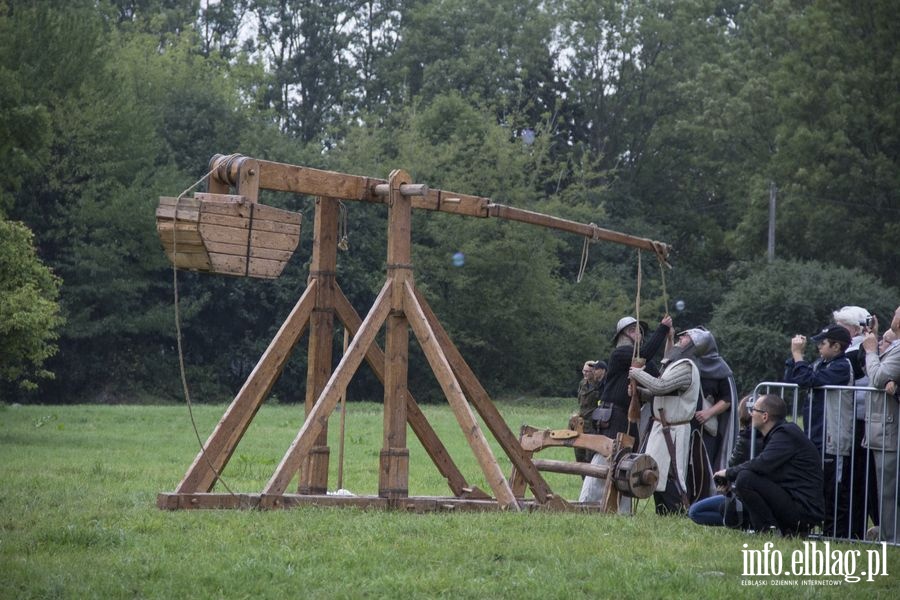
[{"x1": 748, "y1": 382, "x2": 898, "y2": 545}]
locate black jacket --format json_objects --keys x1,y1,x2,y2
[
  {"x1": 600, "y1": 322, "x2": 669, "y2": 412},
  {"x1": 725, "y1": 420, "x2": 825, "y2": 522}
]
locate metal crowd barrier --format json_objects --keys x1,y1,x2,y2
[{"x1": 745, "y1": 382, "x2": 898, "y2": 546}]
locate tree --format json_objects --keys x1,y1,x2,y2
[{"x1": 0, "y1": 220, "x2": 63, "y2": 394}]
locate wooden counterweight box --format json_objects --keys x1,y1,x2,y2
[{"x1": 156, "y1": 193, "x2": 302, "y2": 279}]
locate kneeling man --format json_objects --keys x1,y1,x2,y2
[{"x1": 715, "y1": 394, "x2": 824, "y2": 535}]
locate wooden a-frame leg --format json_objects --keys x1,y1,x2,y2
[
  {"x1": 175, "y1": 279, "x2": 319, "y2": 494},
  {"x1": 411, "y1": 286, "x2": 564, "y2": 508},
  {"x1": 332, "y1": 285, "x2": 485, "y2": 498},
  {"x1": 260, "y1": 279, "x2": 393, "y2": 505},
  {"x1": 403, "y1": 281, "x2": 520, "y2": 510}
]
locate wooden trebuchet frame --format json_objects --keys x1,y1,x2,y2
[{"x1": 157, "y1": 154, "x2": 670, "y2": 512}]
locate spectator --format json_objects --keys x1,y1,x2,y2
[
  {"x1": 833, "y1": 305, "x2": 878, "y2": 539},
  {"x1": 862, "y1": 306, "x2": 900, "y2": 542},
  {"x1": 783, "y1": 323, "x2": 854, "y2": 537},
  {"x1": 578, "y1": 314, "x2": 671, "y2": 511},
  {"x1": 715, "y1": 394, "x2": 825, "y2": 536},
  {"x1": 573, "y1": 360, "x2": 606, "y2": 464},
  {"x1": 629, "y1": 333, "x2": 701, "y2": 515}
]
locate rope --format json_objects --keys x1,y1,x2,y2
[
  {"x1": 338, "y1": 201, "x2": 350, "y2": 251},
  {"x1": 657, "y1": 251, "x2": 670, "y2": 316},
  {"x1": 171, "y1": 155, "x2": 240, "y2": 496},
  {"x1": 576, "y1": 236, "x2": 590, "y2": 283},
  {"x1": 576, "y1": 223, "x2": 600, "y2": 283},
  {"x1": 632, "y1": 250, "x2": 642, "y2": 363}
]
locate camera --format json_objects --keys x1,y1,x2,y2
[{"x1": 866, "y1": 315, "x2": 874, "y2": 327}]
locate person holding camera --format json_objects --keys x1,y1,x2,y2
[
  {"x1": 714, "y1": 394, "x2": 824, "y2": 536},
  {"x1": 833, "y1": 305, "x2": 879, "y2": 539},
  {"x1": 862, "y1": 305, "x2": 900, "y2": 542},
  {"x1": 783, "y1": 323, "x2": 855, "y2": 537}
]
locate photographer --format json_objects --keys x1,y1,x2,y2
[{"x1": 714, "y1": 394, "x2": 824, "y2": 536}]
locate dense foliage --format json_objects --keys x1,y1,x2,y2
[{"x1": 2, "y1": 0, "x2": 897, "y2": 403}]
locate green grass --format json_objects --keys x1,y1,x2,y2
[{"x1": 1, "y1": 401, "x2": 898, "y2": 599}]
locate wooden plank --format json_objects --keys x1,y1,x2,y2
[
  {"x1": 198, "y1": 211, "x2": 251, "y2": 229},
  {"x1": 250, "y1": 229, "x2": 299, "y2": 251},
  {"x1": 202, "y1": 240, "x2": 293, "y2": 262},
  {"x1": 159, "y1": 196, "x2": 201, "y2": 209},
  {"x1": 194, "y1": 192, "x2": 246, "y2": 204},
  {"x1": 253, "y1": 203, "x2": 302, "y2": 225},
  {"x1": 156, "y1": 205, "x2": 200, "y2": 221},
  {"x1": 251, "y1": 216, "x2": 302, "y2": 235},
  {"x1": 403, "y1": 281, "x2": 519, "y2": 510},
  {"x1": 159, "y1": 237, "x2": 206, "y2": 251},
  {"x1": 199, "y1": 223, "x2": 250, "y2": 246},
  {"x1": 518, "y1": 426, "x2": 616, "y2": 457},
  {"x1": 257, "y1": 159, "x2": 377, "y2": 202},
  {"x1": 412, "y1": 286, "x2": 560, "y2": 506},
  {"x1": 247, "y1": 257, "x2": 288, "y2": 279},
  {"x1": 261, "y1": 279, "x2": 393, "y2": 500},
  {"x1": 199, "y1": 201, "x2": 251, "y2": 219},
  {"x1": 332, "y1": 285, "x2": 473, "y2": 498},
  {"x1": 175, "y1": 279, "x2": 319, "y2": 493},
  {"x1": 157, "y1": 221, "x2": 203, "y2": 235},
  {"x1": 163, "y1": 243, "x2": 209, "y2": 255},
  {"x1": 249, "y1": 247, "x2": 294, "y2": 262},
  {"x1": 158, "y1": 493, "x2": 535, "y2": 512},
  {"x1": 208, "y1": 253, "x2": 247, "y2": 275}
]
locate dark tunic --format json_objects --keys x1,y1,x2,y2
[{"x1": 596, "y1": 322, "x2": 670, "y2": 444}]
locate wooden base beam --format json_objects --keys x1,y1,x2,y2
[{"x1": 158, "y1": 493, "x2": 608, "y2": 513}]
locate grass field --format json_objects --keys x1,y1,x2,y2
[{"x1": 1, "y1": 400, "x2": 898, "y2": 599}]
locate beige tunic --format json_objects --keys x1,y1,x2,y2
[{"x1": 630, "y1": 359, "x2": 700, "y2": 492}]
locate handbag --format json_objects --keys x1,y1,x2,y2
[
  {"x1": 701, "y1": 395, "x2": 718, "y2": 437},
  {"x1": 591, "y1": 405, "x2": 613, "y2": 429}
]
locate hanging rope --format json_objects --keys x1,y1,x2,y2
[
  {"x1": 656, "y1": 249, "x2": 670, "y2": 316},
  {"x1": 171, "y1": 155, "x2": 241, "y2": 496},
  {"x1": 576, "y1": 223, "x2": 600, "y2": 283},
  {"x1": 337, "y1": 200, "x2": 350, "y2": 251},
  {"x1": 632, "y1": 250, "x2": 643, "y2": 363}
]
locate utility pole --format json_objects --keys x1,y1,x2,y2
[{"x1": 767, "y1": 181, "x2": 776, "y2": 262}]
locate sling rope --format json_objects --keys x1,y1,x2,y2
[
  {"x1": 171, "y1": 155, "x2": 241, "y2": 496},
  {"x1": 576, "y1": 222, "x2": 602, "y2": 283},
  {"x1": 632, "y1": 250, "x2": 643, "y2": 362}
]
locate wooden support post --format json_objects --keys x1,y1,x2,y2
[
  {"x1": 380, "y1": 170, "x2": 412, "y2": 499},
  {"x1": 175, "y1": 280, "x2": 318, "y2": 493},
  {"x1": 261, "y1": 280, "x2": 393, "y2": 503},
  {"x1": 332, "y1": 286, "x2": 479, "y2": 498},
  {"x1": 403, "y1": 281, "x2": 520, "y2": 510},
  {"x1": 411, "y1": 287, "x2": 563, "y2": 507},
  {"x1": 298, "y1": 197, "x2": 339, "y2": 494}
]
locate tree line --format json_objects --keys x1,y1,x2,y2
[{"x1": 2, "y1": 0, "x2": 897, "y2": 404}]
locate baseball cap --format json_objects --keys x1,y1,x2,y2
[{"x1": 811, "y1": 324, "x2": 852, "y2": 346}]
